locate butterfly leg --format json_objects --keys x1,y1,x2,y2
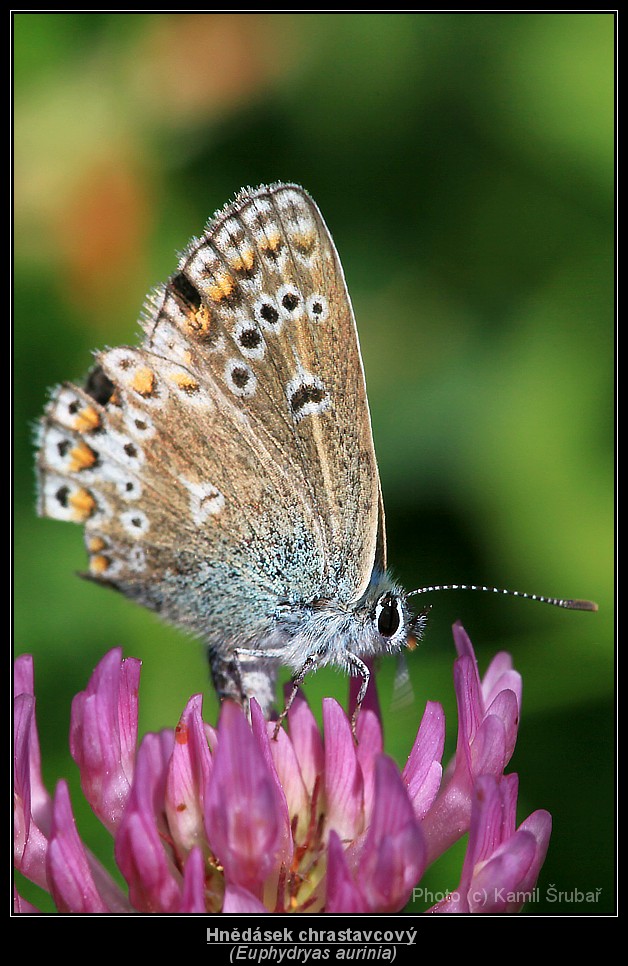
[
  {"x1": 346, "y1": 652, "x2": 370, "y2": 743},
  {"x1": 272, "y1": 655, "x2": 320, "y2": 741}
]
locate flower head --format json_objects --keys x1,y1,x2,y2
[
  {"x1": 427, "y1": 774, "x2": 551, "y2": 914},
  {"x1": 14, "y1": 625, "x2": 549, "y2": 914}
]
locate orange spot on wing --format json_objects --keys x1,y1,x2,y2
[
  {"x1": 292, "y1": 229, "x2": 315, "y2": 254},
  {"x1": 208, "y1": 271, "x2": 236, "y2": 303},
  {"x1": 70, "y1": 488, "x2": 96, "y2": 520},
  {"x1": 185, "y1": 303, "x2": 212, "y2": 336},
  {"x1": 173, "y1": 373, "x2": 199, "y2": 394},
  {"x1": 89, "y1": 554, "x2": 110, "y2": 574},
  {"x1": 262, "y1": 230, "x2": 282, "y2": 254},
  {"x1": 73, "y1": 405, "x2": 100, "y2": 433},
  {"x1": 230, "y1": 248, "x2": 255, "y2": 274},
  {"x1": 87, "y1": 536, "x2": 107, "y2": 553},
  {"x1": 69, "y1": 440, "x2": 97, "y2": 472},
  {"x1": 131, "y1": 367, "x2": 155, "y2": 397}
]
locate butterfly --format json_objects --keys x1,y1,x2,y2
[{"x1": 35, "y1": 183, "x2": 596, "y2": 733}]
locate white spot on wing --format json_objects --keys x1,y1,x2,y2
[
  {"x1": 253, "y1": 295, "x2": 282, "y2": 334},
  {"x1": 128, "y1": 546, "x2": 147, "y2": 573},
  {"x1": 123, "y1": 407, "x2": 156, "y2": 441},
  {"x1": 215, "y1": 217, "x2": 245, "y2": 249},
  {"x1": 115, "y1": 476, "x2": 142, "y2": 501},
  {"x1": 307, "y1": 293, "x2": 329, "y2": 323},
  {"x1": 120, "y1": 509, "x2": 150, "y2": 536},
  {"x1": 286, "y1": 369, "x2": 330, "y2": 423},
  {"x1": 277, "y1": 284, "x2": 305, "y2": 321},
  {"x1": 224, "y1": 358, "x2": 257, "y2": 398},
  {"x1": 232, "y1": 316, "x2": 266, "y2": 360},
  {"x1": 184, "y1": 245, "x2": 220, "y2": 285},
  {"x1": 181, "y1": 479, "x2": 226, "y2": 525}
]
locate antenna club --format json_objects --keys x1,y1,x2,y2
[{"x1": 563, "y1": 598, "x2": 599, "y2": 612}]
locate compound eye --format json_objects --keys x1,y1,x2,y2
[{"x1": 375, "y1": 594, "x2": 403, "y2": 639}]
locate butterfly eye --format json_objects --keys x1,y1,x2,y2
[{"x1": 374, "y1": 593, "x2": 403, "y2": 639}]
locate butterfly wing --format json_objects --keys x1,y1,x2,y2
[
  {"x1": 36, "y1": 184, "x2": 383, "y2": 705},
  {"x1": 145, "y1": 183, "x2": 383, "y2": 602}
]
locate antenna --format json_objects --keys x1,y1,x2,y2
[{"x1": 407, "y1": 584, "x2": 598, "y2": 612}]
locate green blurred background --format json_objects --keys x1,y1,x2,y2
[{"x1": 14, "y1": 13, "x2": 614, "y2": 915}]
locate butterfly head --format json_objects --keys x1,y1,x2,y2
[{"x1": 356, "y1": 573, "x2": 430, "y2": 660}]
